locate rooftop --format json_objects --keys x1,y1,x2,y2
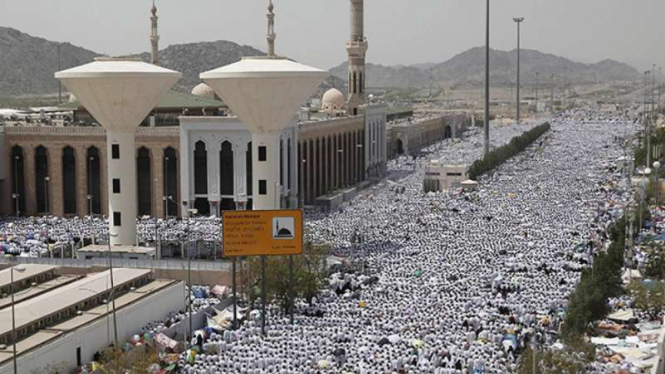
[
  {"x1": 0, "y1": 268, "x2": 151, "y2": 337},
  {"x1": 0, "y1": 264, "x2": 56, "y2": 290},
  {"x1": 65, "y1": 90, "x2": 224, "y2": 110},
  {"x1": 79, "y1": 245, "x2": 156, "y2": 255}
]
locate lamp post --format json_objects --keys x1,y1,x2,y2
[
  {"x1": 338, "y1": 149, "x2": 344, "y2": 187},
  {"x1": 10, "y1": 264, "x2": 26, "y2": 374},
  {"x1": 13, "y1": 155, "x2": 20, "y2": 216},
  {"x1": 513, "y1": 17, "x2": 524, "y2": 125},
  {"x1": 654, "y1": 161, "x2": 661, "y2": 209},
  {"x1": 483, "y1": 0, "x2": 490, "y2": 156},
  {"x1": 88, "y1": 156, "x2": 94, "y2": 216},
  {"x1": 106, "y1": 232, "x2": 119, "y2": 346},
  {"x1": 535, "y1": 71, "x2": 539, "y2": 121},
  {"x1": 164, "y1": 156, "x2": 170, "y2": 218},
  {"x1": 44, "y1": 176, "x2": 50, "y2": 215}
]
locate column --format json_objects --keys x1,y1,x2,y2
[
  {"x1": 252, "y1": 133, "x2": 281, "y2": 210},
  {"x1": 234, "y1": 143, "x2": 247, "y2": 203},
  {"x1": 207, "y1": 140, "x2": 221, "y2": 203},
  {"x1": 99, "y1": 144, "x2": 109, "y2": 216},
  {"x1": 179, "y1": 131, "x2": 190, "y2": 218},
  {"x1": 107, "y1": 133, "x2": 137, "y2": 246},
  {"x1": 76, "y1": 146, "x2": 88, "y2": 217},
  {"x1": 23, "y1": 145, "x2": 37, "y2": 215},
  {"x1": 151, "y1": 146, "x2": 164, "y2": 218},
  {"x1": 49, "y1": 147, "x2": 64, "y2": 217}
]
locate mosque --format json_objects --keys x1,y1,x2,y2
[{"x1": 0, "y1": 0, "x2": 467, "y2": 218}]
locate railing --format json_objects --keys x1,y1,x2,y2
[{"x1": 0, "y1": 256, "x2": 231, "y2": 271}]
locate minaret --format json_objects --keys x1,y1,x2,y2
[
  {"x1": 150, "y1": 0, "x2": 160, "y2": 65},
  {"x1": 346, "y1": 0, "x2": 368, "y2": 116},
  {"x1": 266, "y1": 0, "x2": 276, "y2": 56}
]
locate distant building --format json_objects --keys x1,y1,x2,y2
[{"x1": 423, "y1": 162, "x2": 469, "y2": 192}]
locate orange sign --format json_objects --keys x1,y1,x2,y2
[{"x1": 222, "y1": 210, "x2": 303, "y2": 257}]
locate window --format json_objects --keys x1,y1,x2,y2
[
  {"x1": 259, "y1": 180, "x2": 267, "y2": 195},
  {"x1": 258, "y1": 146, "x2": 267, "y2": 161},
  {"x1": 112, "y1": 178, "x2": 120, "y2": 193},
  {"x1": 113, "y1": 212, "x2": 121, "y2": 226},
  {"x1": 111, "y1": 144, "x2": 120, "y2": 159}
]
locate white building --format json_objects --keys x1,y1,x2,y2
[{"x1": 423, "y1": 163, "x2": 469, "y2": 192}]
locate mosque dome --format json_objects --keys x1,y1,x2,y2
[
  {"x1": 321, "y1": 88, "x2": 345, "y2": 113},
  {"x1": 191, "y1": 83, "x2": 216, "y2": 99}
]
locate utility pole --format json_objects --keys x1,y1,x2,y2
[
  {"x1": 483, "y1": 0, "x2": 491, "y2": 156},
  {"x1": 550, "y1": 74, "x2": 555, "y2": 113},
  {"x1": 645, "y1": 70, "x2": 652, "y2": 167},
  {"x1": 535, "y1": 71, "x2": 539, "y2": 121},
  {"x1": 513, "y1": 17, "x2": 524, "y2": 125},
  {"x1": 57, "y1": 44, "x2": 62, "y2": 104}
]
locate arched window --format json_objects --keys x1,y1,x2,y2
[
  {"x1": 35, "y1": 146, "x2": 48, "y2": 214},
  {"x1": 87, "y1": 147, "x2": 101, "y2": 214},
  {"x1": 136, "y1": 147, "x2": 152, "y2": 216},
  {"x1": 11, "y1": 146, "x2": 25, "y2": 215},
  {"x1": 163, "y1": 147, "x2": 178, "y2": 217},
  {"x1": 220, "y1": 141, "x2": 234, "y2": 196},
  {"x1": 194, "y1": 141, "x2": 208, "y2": 195},
  {"x1": 62, "y1": 147, "x2": 76, "y2": 215}
]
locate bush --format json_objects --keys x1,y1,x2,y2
[{"x1": 468, "y1": 123, "x2": 551, "y2": 180}]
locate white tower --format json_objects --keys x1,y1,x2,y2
[
  {"x1": 346, "y1": 0, "x2": 368, "y2": 116},
  {"x1": 201, "y1": 2, "x2": 327, "y2": 211},
  {"x1": 56, "y1": 58, "x2": 181, "y2": 245},
  {"x1": 150, "y1": 0, "x2": 160, "y2": 65}
]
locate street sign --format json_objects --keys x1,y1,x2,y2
[{"x1": 222, "y1": 210, "x2": 303, "y2": 257}]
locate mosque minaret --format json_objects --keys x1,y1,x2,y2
[
  {"x1": 346, "y1": 0, "x2": 368, "y2": 116},
  {"x1": 150, "y1": 0, "x2": 160, "y2": 65}
]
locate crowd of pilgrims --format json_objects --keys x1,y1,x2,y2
[
  {"x1": 0, "y1": 109, "x2": 637, "y2": 373},
  {"x1": 169, "y1": 112, "x2": 634, "y2": 374}
]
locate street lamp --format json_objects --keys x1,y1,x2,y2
[
  {"x1": 106, "y1": 232, "x2": 119, "y2": 346},
  {"x1": 13, "y1": 155, "x2": 20, "y2": 216},
  {"x1": 513, "y1": 17, "x2": 524, "y2": 125},
  {"x1": 44, "y1": 176, "x2": 50, "y2": 215},
  {"x1": 483, "y1": 0, "x2": 490, "y2": 156},
  {"x1": 164, "y1": 156, "x2": 170, "y2": 218},
  {"x1": 10, "y1": 264, "x2": 26, "y2": 374},
  {"x1": 88, "y1": 156, "x2": 94, "y2": 216},
  {"x1": 654, "y1": 161, "x2": 661, "y2": 209}
]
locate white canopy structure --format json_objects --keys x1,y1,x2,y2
[
  {"x1": 201, "y1": 57, "x2": 327, "y2": 210},
  {"x1": 56, "y1": 58, "x2": 181, "y2": 245}
]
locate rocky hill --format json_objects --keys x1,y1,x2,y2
[
  {"x1": 0, "y1": 27, "x2": 100, "y2": 96},
  {"x1": 0, "y1": 27, "x2": 344, "y2": 98},
  {"x1": 330, "y1": 47, "x2": 641, "y2": 89}
]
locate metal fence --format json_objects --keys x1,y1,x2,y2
[{"x1": 0, "y1": 256, "x2": 231, "y2": 271}]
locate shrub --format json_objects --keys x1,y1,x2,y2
[{"x1": 468, "y1": 123, "x2": 551, "y2": 180}]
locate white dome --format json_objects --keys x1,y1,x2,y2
[
  {"x1": 321, "y1": 88, "x2": 345, "y2": 112},
  {"x1": 68, "y1": 93, "x2": 77, "y2": 103},
  {"x1": 191, "y1": 83, "x2": 216, "y2": 99}
]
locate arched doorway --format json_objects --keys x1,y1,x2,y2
[
  {"x1": 220, "y1": 141, "x2": 234, "y2": 211},
  {"x1": 137, "y1": 147, "x2": 152, "y2": 216},
  {"x1": 193, "y1": 141, "x2": 209, "y2": 216},
  {"x1": 62, "y1": 146, "x2": 77, "y2": 215},
  {"x1": 87, "y1": 147, "x2": 101, "y2": 215},
  {"x1": 163, "y1": 147, "x2": 178, "y2": 217},
  {"x1": 11, "y1": 146, "x2": 25, "y2": 215},
  {"x1": 35, "y1": 146, "x2": 48, "y2": 214},
  {"x1": 396, "y1": 138, "x2": 404, "y2": 155}
]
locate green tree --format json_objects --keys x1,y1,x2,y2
[
  {"x1": 627, "y1": 280, "x2": 665, "y2": 319},
  {"x1": 245, "y1": 240, "x2": 330, "y2": 313}
]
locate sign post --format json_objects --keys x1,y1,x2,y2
[{"x1": 222, "y1": 210, "x2": 303, "y2": 334}]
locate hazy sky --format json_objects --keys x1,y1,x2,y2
[{"x1": 2, "y1": 0, "x2": 663, "y2": 71}]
